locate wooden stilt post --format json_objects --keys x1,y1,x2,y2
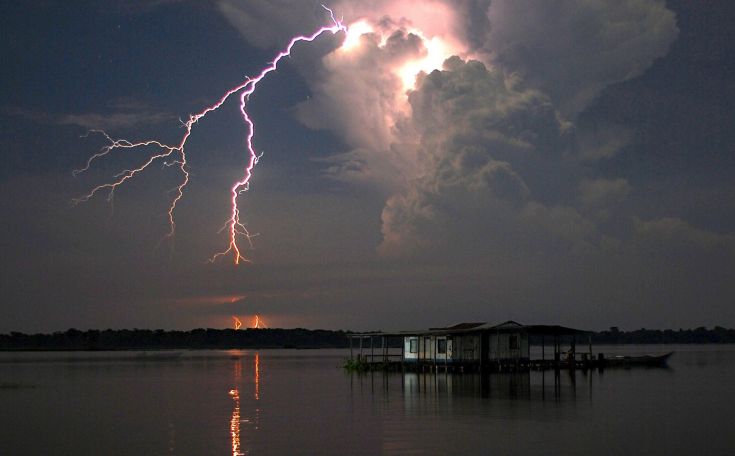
[
  {"x1": 445, "y1": 337, "x2": 448, "y2": 372},
  {"x1": 401, "y1": 336, "x2": 405, "y2": 364},
  {"x1": 542, "y1": 335, "x2": 545, "y2": 364},
  {"x1": 370, "y1": 335, "x2": 374, "y2": 364},
  {"x1": 350, "y1": 335, "x2": 353, "y2": 360},
  {"x1": 380, "y1": 336, "x2": 386, "y2": 362}
]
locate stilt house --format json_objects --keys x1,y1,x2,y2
[{"x1": 349, "y1": 320, "x2": 590, "y2": 369}]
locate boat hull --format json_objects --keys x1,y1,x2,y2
[{"x1": 605, "y1": 351, "x2": 673, "y2": 367}]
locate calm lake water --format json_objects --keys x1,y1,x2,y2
[{"x1": 1, "y1": 345, "x2": 734, "y2": 455}]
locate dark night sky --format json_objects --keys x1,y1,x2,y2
[{"x1": 1, "y1": 0, "x2": 734, "y2": 333}]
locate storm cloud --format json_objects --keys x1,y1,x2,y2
[
  {"x1": 2, "y1": 1, "x2": 733, "y2": 332},
  {"x1": 214, "y1": 0, "x2": 734, "y2": 328}
]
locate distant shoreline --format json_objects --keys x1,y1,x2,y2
[
  {"x1": 2, "y1": 326, "x2": 735, "y2": 350},
  {"x1": 2, "y1": 344, "x2": 735, "y2": 354},
  {"x1": 0, "y1": 346, "x2": 337, "y2": 352}
]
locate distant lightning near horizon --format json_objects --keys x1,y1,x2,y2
[
  {"x1": 233, "y1": 316, "x2": 242, "y2": 330},
  {"x1": 73, "y1": 6, "x2": 347, "y2": 265},
  {"x1": 253, "y1": 315, "x2": 267, "y2": 329}
]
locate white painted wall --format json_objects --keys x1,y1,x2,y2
[{"x1": 403, "y1": 336, "x2": 418, "y2": 360}]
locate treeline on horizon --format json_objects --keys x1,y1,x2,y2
[
  {"x1": 591, "y1": 326, "x2": 735, "y2": 344},
  {"x1": 1, "y1": 326, "x2": 735, "y2": 350},
  {"x1": 0, "y1": 328, "x2": 349, "y2": 350}
]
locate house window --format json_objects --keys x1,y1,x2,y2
[
  {"x1": 437, "y1": 339, "x2": 447, "y2": 354},
  {"x1": 509, "y1": 335, "x2": 519, "y2": 350},
  {"x1": 409, "y1": 338, "x2": 418, "y2": 353}
]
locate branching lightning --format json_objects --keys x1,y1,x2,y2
[{"x1": 74, "y1": 6, "x2": 347, "y2": 264}]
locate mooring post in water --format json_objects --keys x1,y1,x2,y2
[{"x1": 588, "y1": 334, "x2": 593, "y2": 359}]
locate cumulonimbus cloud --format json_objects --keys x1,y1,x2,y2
[{"x1": 216, "y1": 0, "x2": 711, "y2": 264}]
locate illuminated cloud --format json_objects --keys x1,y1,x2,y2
[
  {"x1": 214, "y1": 0, "x2": 685, "y2": 260},
  {"x1": 295, "y1": 16, "x2": 464, "y2": 190},
  {"x1": 217, "y1": 0, "x2": 471, "y2": 191},
  {"x1": 210, "y1": 1, "x2": 732, "y2": 329},
  {"x1": 5, "y1": 0, "x2": 735, "y2": 334},
  {"x1": 378, "y1": 57, "x2": 587, "y2": 257}
]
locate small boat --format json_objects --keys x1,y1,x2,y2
[{"x1": 606, "y1": 351, "x2": 673, "y2": 367}]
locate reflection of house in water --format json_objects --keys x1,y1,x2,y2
[
  {"x1": 345, "y1": 368, "x2": 584, "y2": 416},
  {"x1": 349, "y1": 320, "x2": 592, "y2": 371},
  {"x1": 351, "y1": 367, "x2": 584, "y2": 408},
  {"x1": 402, "y1": 371, "x2": 533, "y2": 398}
]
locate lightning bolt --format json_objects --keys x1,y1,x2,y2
[
  {"x1": 253, "y1": 315, "x2": 267, "y2": 329},
  {"x1": 233, "y1": 316, "x2": 242, "y2": 330},
  {"x1": 74, "y1": 6, "x2": 347, "y2": 264}
]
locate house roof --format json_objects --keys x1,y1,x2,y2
[
  {"x1": 350, "y1": 320, "x2": 589, "y2": 337},
  {"x1": 428, "y1": 322, "x2": 485, "y2": 331},
  {"x1": 523, "y1": 324, "x2": 590, "y2": 336}
]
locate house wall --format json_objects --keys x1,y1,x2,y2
[
  {"x1": 403, "y1": 337, "x2": 419, "y2": 361},
  {"x1": 410, "y1": 335, "x2": 455, "y2": 363},
  {"x1": 403, "y1": 331, "x2": 530, "y2": 364},
  {"x1": 419, "y1": 335, "x2": 432, "y2": 361},
  {"x1": 453, "y1": 334, "x2": 481, "y2": 362},
  {"x1": 436, "y1": 336, "x2": 451, "y2": 361},
  {"x1": 488, "y1": 332, "x2": 529, "y2": 361}
]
